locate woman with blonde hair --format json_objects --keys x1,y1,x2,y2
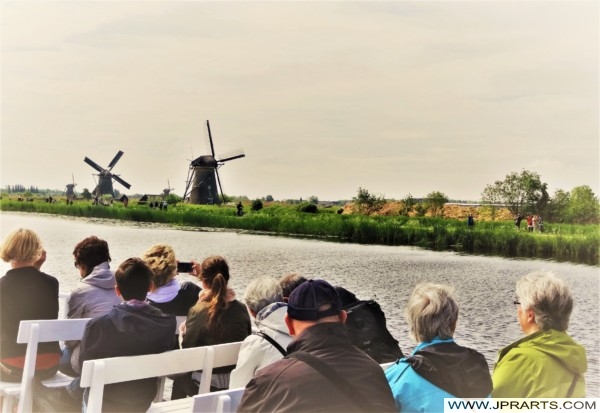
[
  {"x1": 0, "y1": 228, "x2": 61, "y2": 382},
  {"x1": 141, "y1": 244, "x2": 201, "y2": 316},
  {"x1": 171, "y1": 255, "x2": 251, "y2": 398}
]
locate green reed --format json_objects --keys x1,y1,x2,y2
[{"x1": 2, "y1": 199, "x2": 597, "y2": 266}]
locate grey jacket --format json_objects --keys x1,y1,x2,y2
[{"x1": 66, "y1": 262, "x2": 122, "y2": 373}]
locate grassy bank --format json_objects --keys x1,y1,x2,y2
[{"x1": 2, "y1": 199, "x2": 598, "y2": 266}]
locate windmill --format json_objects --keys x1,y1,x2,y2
[
  {"x1": 84, "y1": 150, "x2": 131, "y2": 198},
  {"x1": 183, "y1": 120, "x2": 245, "y2": 204},
  {"x1": 163, "y1": 180, "x2": 174, "y2": 198},
  {"x1": 64, "y1": 174, "x2": 77, "y2": 204}
]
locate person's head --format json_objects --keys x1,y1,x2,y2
[
  {"x1": 114, "y1": 257, "x2": 154, "y2": 301},
  {"x1": 73, "y1": 236, "x2": 111, "y2": 277},
  {"x1": 405, "y1": 282, "x2": 458, "y2": 342},
  {"x1": 0, "y1": 228, "x2": 43, "y2": 264},
  {"x1": 279, "y1": 273, "x2": 308, "y2": 301},
  {"x1": 285, "y1": 279, "x2": 346, "y2": 337},
  {"x1": 141, "y1": 244, "x2": 177, "y2": 288},
  {"x1": 244, "y1": 276, "x2": 284, "y2": 316},
  {"x1": 515, "y1": 271, "x2": 573, "y2": 332}
]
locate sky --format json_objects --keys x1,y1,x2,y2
[{"x1": 1, "y1": 0, "x2": 598, "y2": 202}]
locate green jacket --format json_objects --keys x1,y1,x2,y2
[{"x1": 492, "y1": 329, "x2": 587, "y2": 398}]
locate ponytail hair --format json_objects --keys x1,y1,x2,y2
[{"x1": 200, "y1": 256, "x2": 230, "y2": 337}]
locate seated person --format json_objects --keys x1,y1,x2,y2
[
  {"x1": 60, "y1": 236, "x2": 122, "y2": 377},
  {"x1": 0, "y1": 229, "x2": 60, "y2": 382},
  {"x1": 172, "y1": 256, "x2": 251, "y2": 398},
  {"x1": 278, "y1": 273, "x2": 308, "y2": 302},
  {"x1": 385, "y1": 282, "x2": 491, "y2": 412},
  {"x1": 141, "y1": 244, "x2": 201, "y2": 315},
  {"x1": 34, "y1": 258, "x2": 177, "y2": 413},
  {"x1": 230, "y1": 276, "x2": 292, "y2": 388},
  {"x1": 492, "y1": 271, "x2": 587, "y2": 397}
]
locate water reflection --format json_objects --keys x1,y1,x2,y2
[{"x1": 1, "y1": 212, "x2": 598, "y2": 396}]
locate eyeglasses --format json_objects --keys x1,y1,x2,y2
[{"x1": 513, "y1": 300, "x2": 521, "y2": 308}]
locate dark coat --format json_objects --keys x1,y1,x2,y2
[
  {"x1": 0, "y1": 267, "x2": 60, "y2": 361},
  {"x1": 79, "y1": 302, "x2": 176, "y2": 413},
  {"x1": 238, "y1": 322, "x2": 397, "y2": 413}
]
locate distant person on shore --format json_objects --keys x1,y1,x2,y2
[
  {"x1": 33, "y1": 257, "x2": 177, "y2": 413},
  {"x1": 236, "y1": 201, "x2": 244, "y2": 216},
  {"x1": 492, "y1": 272, "x2": 587, "y2": 397},
  {"x1": 278, "y1": 273, "x2": 308, "y2": 302},
  {"x1": 237, "y1": 279, "x2": 396, "y2": 412},
  {"x1": 141, "y1": 244, "x2": 201, "y2": 316},
  {"x1": 60, "y1": 236, "x2": 121, "y2": 377},
  {"x1": 526, "y1": 215, "x2": 534, "y2": 232},
  {"x1": 230, "y1": 276, "x2": 292, "y2": 388},
  {"x1": 532, "y1": 215, "x2": 539, "y2": 231},
  {"x1": 335, "y1": 286, "x2": 404, "y2": 363},
  {"x1": 0, "y1": 229, "x2": 61, "y2": 382},
  {"x1": 467, "y1": 214, "x2": 475, "y2": 228},
  {"x1": 385, "y1": 282, "x2": 492, "y2": 412},
  {"x1": 515, "y1": 214, "x2": 524, "y2": 230},
  {"x1": 538, "y1": 216, "x2": 544, "y2": 232},
  {"x1": 172, "y1": 255, "x2": 251, "y2": 398}
]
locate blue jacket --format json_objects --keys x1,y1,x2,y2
[{"x1": 386, "y1": 337, "x2": 491, "y2": 413}]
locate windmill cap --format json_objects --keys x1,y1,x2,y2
[{"x1": 287, "y1": 279, "x2": 342, "y2": 321}]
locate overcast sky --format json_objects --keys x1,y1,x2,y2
[{"x1": 1, "y1": 1, "x2": 598, "y2": 202}]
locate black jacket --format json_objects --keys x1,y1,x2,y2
[
  {"x1": 79, "y1": 302, "x2": 176, "y2": 413},
  {"x1": 238, "y1": 322, "x2": 397, "y2": 413}
]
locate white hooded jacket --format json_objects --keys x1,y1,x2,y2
[{"x1": 229, "y1": 302, "x2": 292, "y2": 388}]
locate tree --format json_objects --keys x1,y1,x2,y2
[
  {"x1": 481, "y1": 170, "x2": 548, "y2": 217},
  {"x1": 424, "y1": 191, "x2": 449, "y2": 217},
  {"x1": 82, "y1": 188, "x2": 92, "y2": 200},
  {"x1": 251, "y1": 199, "x2": 263, "y2": 211},
  {"x1": 308, "y1": 196, "x2": 319, "y2": 205},
  {"x1": 353, "y1": 187, "x2": 385, "y2": 215},
  {"x1": 567, "y1": 185, "x2": 599, "y2": 224},
  {"x1": 401, "y1": 194, "x2": 417, "y2": 216},
  {"x1": 264, "y1": 195, "x2": 274, "y2": 202},
  {"x1": 545, "y1": 189, "x2": 570, "y2": 223}
]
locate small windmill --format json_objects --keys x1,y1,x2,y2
[
  {"x1": 64, "y1": 174, "x2": 77, "y2": 205},
  {"x1": 183, "y1": 120, "x2": 245, "y2": 204},
  {"x1": 163, "y1": 180, "x2": 174, "y2": 198},
  {"x1": 84, "y1": 150, "x2": 131, "y2": 198}
]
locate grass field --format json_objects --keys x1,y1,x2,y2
[{"x1": 1, "y1": 198, "x2": 598, "y2": 266}]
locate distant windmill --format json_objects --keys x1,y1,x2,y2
[
  {"x1": 183, "y1": 121, "x2": 245, "y2": 204},
  {"x1": 84, "y1": 150, "x2": 131, "y2": 198},
  {"x1": 163, "y1": 180, "x2": 174, "y2": 198},
  {"x1": 65, "y1": 174, "x2": 77, "y2": 204}
]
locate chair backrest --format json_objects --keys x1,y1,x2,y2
[
  {"x1": 16, "y1": 318, "x2": 91, "y2": 413},
  {"x1": 212, "y1": 342, "x2": 243, "y2": 369},
  {"x1": 192, "y1": 387, "x2": 245, "y2": 413},
  {"x1": 80, "y1": 346, "x2": 215, "y2": 413}
]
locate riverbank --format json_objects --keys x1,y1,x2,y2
[{"x1": 1, "y1": 199, "x2": 598, "y2": 266}]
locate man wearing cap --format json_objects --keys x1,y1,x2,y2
[{"x1": 237, "y1": 279, "x2": 396, "y2": 413}]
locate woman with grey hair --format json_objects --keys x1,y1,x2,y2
[
  {"x1": 492, "y1": 272, "x2": 587, "y2": 397},
  {"x1": 229, "y1": 276, "x2": 292, "y2": 388},
  {"x1": 385, "y1": 282, "x2": 492, "y2": 412}
]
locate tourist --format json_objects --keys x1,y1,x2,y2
[
  {"x1": 33, "y1": 257, "x2": 177, "y2": 412},
  {"x1": 237, "y1": 279, "x2": 396, "y2": 412},
  {"x1": 141, "y1": 244, "x2": 201, "y2": 316},
  {"x1": 532, "y1": 214, "x2": 539, "y2": 231},
  {"x1": 526, "y1": 215, "x2": 534, "y2": 232},
  {"x1": 515, "y1": 214, "x2": 524, "y2": 230},
  {"x1": 335, "y1": 286, "x2": 404, "y2": 363},
  {"x1": 60, "y1": 236, "x2": 121, "y2": 377},
  {"x1": 385, "y1": 282, "x2": 492, "y2": 412},
  {"x1": 230, "y1": 276, "x2": 292, "y2": 388},
  {"x1": 0, "y1": 229, "x2": 61, "y2": 382},
  {"x1": 278, "y1": 273, "x2": 308, "y2": 302},
  {"x1": 171, "y1": 256, "x2": 251, "y2": 398},
  {"x1": 492, "y1": 272, "x2": 587, "y2": 397}
]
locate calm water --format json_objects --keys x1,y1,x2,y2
[{"x1": 1, "y1": 212, "x2": 599, "y2": 396}]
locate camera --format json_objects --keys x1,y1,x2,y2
[{"x1": 177, "y1": 262, "x2": 193, "y2": 273}]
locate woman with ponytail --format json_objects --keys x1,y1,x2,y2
[{"x1": 171, "y1": 255, "x2": 251, "y2": 399}]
